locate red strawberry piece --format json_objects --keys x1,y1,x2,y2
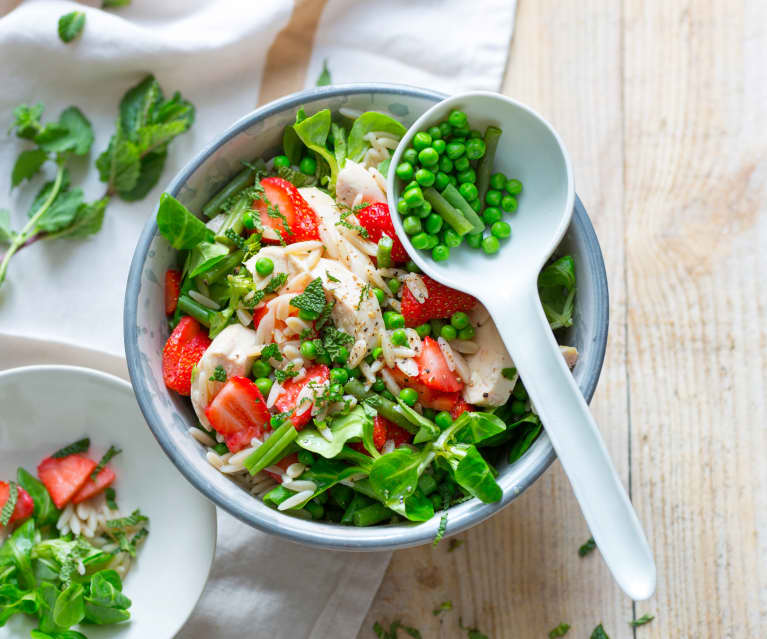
[
  {"x1": 264, "y1": 453, "x2": 299, "y2": 483},
  {"x1": 401, "y1": 275, "x2": 477, "y2": 327},
  {"x1": 274, "y1": 365, "x2": 330, "y2": 430},
  {"x1": 415, "y1": 337, "x2": 463, "y2": 392},
  {"x1": 0, "y1": 482, "x2": 34, "y2": 526},
  {"x1": 356, "y1": 202, "x2": 408, "y2": 264},
  {"x1": 37, "y1": 454, "x2": 97, "y2": 509},
  {"x1": 254, "y1": 177, "x2": 320, "y2": 244},
  {"x1": 372, "y1": 416, "x2": 388, "y2": 450},
  {"x1": 205, "y1": 377, "x2": 271, "y2": 453},
  {"x1": 72, "y1": 466, "x2": 116, "y2": 504},
  {"x1": 450, "y1": 398, "x2": 473, "y2": 420},
  {"x1": 162, "y1": 316, "x2": 211, "y2": 396},
  {"x1": 165, "y1": 269, "x2": 182, "y2": 316},
  {"x1": 252, "y1": 305, "x2": 269, "y2": 328},
  {"x1": 386, "y1": 367, "x2": 459, "y2": 411}
]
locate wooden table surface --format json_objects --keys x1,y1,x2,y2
[{"x1": 361, "y1": 2, "x2": 767, "y2": 637}]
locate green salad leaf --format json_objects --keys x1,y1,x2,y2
[
  {"x1": 296, "y1": 406, "x2": 376, "y2": 459},
  {"x1": 292, "y1": 109, "x2": 339, "y2": 188},
  {"x1": 157, "y1": 193, "x2": 214, "y2": 250},
  {"x1": 444, "y1": 444, "x2": 502, "y2": 503},
  {"x1": 347, "y1": 111, "x2": 406, "y2": 162},
  {"x1": 16, "y1": 468, "x2": 59, "y2": 526},
  {"x1": 188, "y1": 242, "x2": 230, "y2": 278},
  {"x1": 316, "y1": 59, "x2": 332, "y2": 86},
  {"x1": 538, "y1": 255, "x2": 576, "y2": 329}
]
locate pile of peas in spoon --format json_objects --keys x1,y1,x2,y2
[{"x1": 394, "y1": 109, "x2": 523, "y2": 261}]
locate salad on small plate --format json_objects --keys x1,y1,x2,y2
[{"x1": 156, "y1": 106, "x2": 578, "y2": 530}]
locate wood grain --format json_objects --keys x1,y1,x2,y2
[{"x1": 362, "y1": 1, "x2": 767, "y2": 637}]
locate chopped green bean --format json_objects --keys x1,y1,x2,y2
[
  {"x1": 439, "y1": 183, "x2": 485, "y2": 234},
  {"x1": 202, "y1": 166, "x2": 257, "y2": 219},
  {"x1": 475, "y1": 126, "x2": 502, "y2": 210}
]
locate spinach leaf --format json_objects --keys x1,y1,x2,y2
[
  {"x1": 351, "y1": 477, "x2": 433, "y2": 522},
  {"x1": 0, "y1": 519, "x2": 36, "y2": 589},
  {"x1": 156, "y1": 193, "x2": 214, "y2": 249},
  {"x1": 187, "y1": 241, "x2": 230, "y2": 278},
  {"x1": 508, "y1": 420, "x2": 543, "y2": 463},
  {"x1": 292, "y1": 109, "x2": 339, "y2": 188},
  {"x1": 369, "y1": 447, "x2": 430, "y2": 509},
  {"x1": 282, "y1": 125, "x2": 303, "y2": 166},
  {"x1": 452, "y1": 411, "x2": 507, "y2": 445},
  {"x1": 538, "y1": 255, "x2": 576, "y2": 329},
  {"x1": 445, "y1": 444, "x2": 502, "y2": 503},
  {"x1": 17, "y1": 467, "x2": 59, "y2": 526},
  {"x1": 53, "y1": 582, "x2": 85, "y2": 628},
  {"x1": 331, "y1": 122, "x2": 347, "y2": 169},
  {"x1": 296, "y1": 406, "x2": 375, "y2": 458},
  {"x1": 478, "y1": 413, "x2": 538, "y2": 447},
  {"x1": 11, "y1": 149, "x2": 47, "y2": 188},
  {"x1": 58, "y1": 11, "x2": 86, "y2": 43},
  {"x1": 347, "y1": 112, "x2": 406, "y2": 162}
]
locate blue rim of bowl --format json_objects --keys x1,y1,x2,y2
[{"x1": 124, "y1": 83, "x2": 609, "y2": 550}]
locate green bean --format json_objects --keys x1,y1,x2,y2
[
  {"x1": 244, "y1": 422, "x2": 297, "y2": 475},
  {"x1": 353, "y1": 503, "x2": 391, "y2": 526},
  {"x1": 215, "y1": 195, "x2": 250, "y2": 246},
  {"x1": 442, "y1": 184, "x2": 485, "y2": 235},
  {"x1": 177, "y1": 294, "x2": 213, "y2": 326},
  {"x1": 341, "y1": 493, "x2": 372, "y2": 525},
  {"x1": 343, "y1": 379, "x2": 416, "y2": 432},
  {"x1": 377, "y1": 235, "x2": 393, "y2": 268},
  {"x1": 203, "y1": 249, "x2": 245, "y2": 284},
  {"x1": 202, "y1": 166, "x2": 257, "y2": 219},
  {"x1": 330, "y1": 484, "x2": 354, "y2": 509},
  {"x1": 475, "y1": 126, "x2": 502, "y2": 210},
  {"x1": 304, "y1": 500, "x2": 325, "y2": 520}
]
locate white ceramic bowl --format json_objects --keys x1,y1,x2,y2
[{"x1": 0, "y1": 365, "x2": 216, "y2": 639}]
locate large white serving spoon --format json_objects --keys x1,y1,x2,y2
[{"x1": 386, "y1": 92, "x2": 656, "y2": 600}]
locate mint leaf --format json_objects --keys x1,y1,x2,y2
[
  {"x1": 549, "y1": 623, "x2": 571, "y2": 638},
  {"x1": 263, "y1": 272, "x2": 287, "y2": 293},
  {"x1": 137, "y1": 120, "x2": 188, "y2": 154},
  {"x1": 118, "y1": 149, "x2": 166, "y2": 201},
  {"x1": 27, "y1": 169, "x2": 71, "y2": 218},
  {"x1": 153, "y1": 91, "x2": 195, "y2": 129},
  {"x1": 106, "y1": 508, "x2": 148, "y2": 529},
  {"x1": 0, "y1": 210, "x2": 14, "y2": 243},
  {"x1": 46, "y1": 198, "x2": 108, "y2": 239},
  {"x1": 35, "y1": 187, "x2": 84, "y2": 233},
  {"x1": 96, "y1": 131, "x2": 141, "y2": 193},
  {"x1": 432, "y1": 601, "x2": 452, "y2": 616},
  {"x1": 590, "y1": 624, "x2": 610, "y2": 639},
  {"x1": 103, "y1": 0, "x2": 131, "y2": 7},
  {"x1": 58, "y1": 11, "x2": 86, "y2": 42},
  {"x1": 578, "y1": 537, "x2": 596, "y2": 557},
  {"x1": 10, "y1": 103, "x2": 44, "y2": 139},
  {"x1": 57, "y1": 106, "x2": 94, "y2": 155},
  {"x1": 91, "y1": 446, "x2": 122, "y2": 480},
  {"x1": 11, "y1": 149, "x2": 47, "y2": 188},
  {"x1": 629, "y1": 614, "x2": 654, "y2": 628},
  {"x1": 105, "y1": 486, "x2": 118, "y2": 509},
  {"x1": 52, "y1": 437, "x2": 90, "y2": 458},
  {"x1": 289, "y1": 277, "x2": 326, "y2": 315},
  {"x1": 0, "y1": 481, "x2": 18, "y2": 526},
  {"x1": 209, "y1": 365, "x2": 227, "y2": 382},
  {"x1": 316, "y1": 59, "x2": 331, "y2": 86},
  {"x1": 260, "y1": 343, "x2": 282, "y2": 362},
  {"x1": 120, "y1": 75, "x2": 162, "y2": 137},
  {"x1": 34, "y1": 122, "x2": 70, "y2": 153}
]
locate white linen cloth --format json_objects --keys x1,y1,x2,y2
[{"x1": 0, "y1": 1, "x2": 515, "y2": 637}]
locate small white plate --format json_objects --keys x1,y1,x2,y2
[{"x1": 0, "y1": 365, "x2": 217, "y2": 639}]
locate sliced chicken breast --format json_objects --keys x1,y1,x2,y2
[
  {"x1": 335, "y1": 159, "x2": 385, "y2": 208},
  {"x1": 462, "y1": 315, "x2": 517, "y2": 407}
]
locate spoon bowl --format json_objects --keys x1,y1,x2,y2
[{"x1": 387, "y1": 91, "x2": 656, "y2": 600}]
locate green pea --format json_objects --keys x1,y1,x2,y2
[
  {"x1": 439, "y1": 121, "x2": 452, "y2": 138},
  {"x1": 432, "y1": 139, "x2": 446, "y2": 155},
  {"x1": 413, "y1": 131, "x2": 432, "y2": 151},
  {"x1": 424, "y1": 213, "x2": 443, "y2": 235},
  {"x1": 432, "y1": 244, "x2": 450, "y2": 261},
  {"x1": 346, "y1": 366, "x2": 361, "y2": 379},
  {"x1": 415, "y1": 323, "x2": 431, "y2": 338},
  {"x1": 388, "y1": 278, "x2": 401, "y2": 294},
  {"x1": 435, "y1": 411, "x2": 453, "y2": 430},
  {"x1": 255, "y1": 377, "x2": 273, "y2": 397},
  {"x1": 412, "y1": 202, "x2": 432, "y2": 219},
  {"x1": 299, "y1": 156, "x2": 317, "y2": 175},
  {"x1": 402, "y1": 215, "x2": 422, "y2": 236},
  {"x1": 297, "y1": 450, "x2": 315, "y2": 466},
  {"x1": 448, "y1": 109, "x2": 468, "y2": 129},
  {"x1": 403, "y1": 187, "x2": 424, "y2": 208},
  {"x1": 458, "y1": 325, "x2": 475, "y2": 340},
  {"x1": 415, "y1": 168, "x2": 435, "y2": 187},
  {"x1": 439, "y1": 156, "x2": 453, "y2": 173},
  {"x1": 443, "y1": 228, "x2": 462, "y2": 248},
  {"x1": 465, "y1": 138, "x2": 486, "y2": 160},
  {"x1": 485, "y1": 189, "x2": 502, "y2": 207},
  {"x1": 396, "y1": 198, "x2": 409, "y2": 215},
  {"x1": 404, "y1": 180, "x2": 418, "y2": 191},
  {"x1": 428, "y1": 126, "x2": 442, "y2": 140},
  {"x1": 405, "y1": 260, "x2": 421, "y2": 273},
  {"x1": 391, "y1": 327, "x2": 408, "y2": 346},
  {"x1": 454, "y1": 156, "x2": 470, "y2": 172},
  {"x1": 424, "y1": 234, "x2": 439, "y2": 250},
  {"x1": 440, "y1": 324, "x2": 457, "y2": 340},
  {"x1": 452, "y1": 136, "x2": 466, "y2": 144},
  {"x1": 399, "y1": 387, "x2": 419, "y2": 406},
  {"x1": 241, "y1": 210, "x2": 256, "y2": 230},
  {"x1": 481, "y1": 235, "x2": 500, "y2": 255},
  {"x1": 395, "y1": 162, "x2": 414, "y2": 181},
  {"x1": 418, "y1": 147, "x2": 439, "y2": 167},
  {"x1": 403, "y1": 148, "x2": 418, "y2": 165},
  {"x1": 317, "y1": 352, "x2": 331, "y2": 365},
  {"x1": 510, "y1": 399, "x2": 526, "y2": 416},
  {"x1": 451, "y1": 126, "x2": 470, "y2": 138},
  {"x1": 457, "y1": 168, "x2": 476, "y2": 184},
  {"x1": 505, "y1": 178, "x2": 523, "y2": 195},
  {"x1": 490, "y1": 172, "x2": 507, "y2": 190},
  {"x1": 445, "y1": 141, "x2": 465, "y2": 160},
  {"x1": 468, "y1": 198, "x2": 481, "y2": 212},
  {"x1": 252, "y1": 359, "x2": 272, "y2": 378},
  {"x1": 383, "y1": 311, "x2": 405, "y2": 329},
  {"x1": 434, "y1": 171, "x2": 450, "y2": 191},
  {"x1": 491, "y1": 221, "x2": 511, "y2": 239},
  {"x1": 513, "y1": 381, "x2": 528, "y2": 400},
  {"x1": 372, "y1": 378, "x2": 386, "y2": 393},
  {"x1": 273, "y1": 155, "x2": 291, "y2": 169},
  {"x1": 501, "y1": 195, "x2": 518, "y2": 212},
  {"x1": 329, "y1": 382, "x2": 345, "y2": 397},
  {"x1": 411, "y1": 232, "x2": 431, "y2": 250},
  {"x1": 255, "y1": 257, "x2": 274, "y2": 277},
  {"x1": 482, "y1": 207, "x2": 502, "y2": 225},
  {"x1": 373, "y1": 287, "x2": 386, "y2": 305},
  {"x1": 430, "y1": 319, "x2": 445, "y2": 335},
  {"x1": 450, "y1": 311, "x2": 470, "y2": 329},
  {"x1": 334, "y1": 346, "x2": 349, "y2": 364},
  {"x1": 299, "y1": 308, "x2": 319, "y2": 321},
  {"x1": 300, "y1": 340, "x2": 317, "y2": 359},
  {"x1": 458, "y1": 182, "x2": 478, "y2": 202},
  {"x1": 447, "y1": 174, "x2": 458, "y2": 186},
  {"x1": 465, "y1": 232, "x2": 483, "y2": 248},
  {"x1": 330, "y1": 367, "x2": 349, "y2": 385}
]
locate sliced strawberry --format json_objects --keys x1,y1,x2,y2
[
  {"x1": 252, "y1": 305, "x2": 269, "y2": 328},
  {"x1": 387, "y1": 422, "x2": 414, "y2": 447},
  {"x1": 205, "y1": 377, "x2": 271, "y2": 453},
  {"x1": 72, "y1": 466, "x2": 116, "y2": 504},
  {"x1": 254, "y1": 177, "x2": 320, "y2": 244},
  {"x1": 37, "y1": 454, "x2": 97, "y2": 509},
  {"x1": 372, "y1": 416, "x2": 388, "y2": 450},
  {"x1": 386, "y1": 367, "x2": 459, "y2": 411},
  {"x1": 264, "y1": 453, "x2": 299, "y2": 483},
  {"x1": 163, "y1": 316, "x2": 211, "y2": 396},
  {"x1": 401, "y1": 275, "x2": 477, "y2": 327},
  {"x1": 274, "y1": 365, "x2": 330, "y2": 430},
  {"x1": 356, "y1": 203, "x2": 408, "y2": 263},
  {"x1": 415, "y1": 337, "x2": 463, "y2": 392},
  {"x1": 0, "y1": 482, "x2": 34, "y2": 526},
  {"x1": 165, "y1": 269, "x2": 182, "y2": 316},
  {"x1": 450, "y1": 398, "x2": 473, "y2": 420}
]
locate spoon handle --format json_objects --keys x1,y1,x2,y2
[{"x1": 491, "y1": 283, "x2": 656, "y2": 600}]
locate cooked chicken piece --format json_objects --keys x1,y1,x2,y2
[
  {"x1": 335, "y1": 159, "x2": 385, "y2": 208},
  {"x1": 244, "y1": 246, "x2": 290, "y2": 289},
  {"x1": 560, "y1": 345, "x2": 578, "y2": 369},
  {"x1": 191, "y1": 324, "x2": 261, "y2": 428},
  {"x1": 462, "y1": 316, "x2": 516, "y2": 407},
  {"x1": 311, "y1": 257, "x2": 384, "y2": 351}
]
